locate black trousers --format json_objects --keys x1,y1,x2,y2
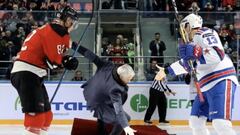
[
  {"x1": 97, "y1": 119, "x2": 107, "y2": 135},
  {"x1": 144, "y1": 88, "x2": 167, "y2": 122}
]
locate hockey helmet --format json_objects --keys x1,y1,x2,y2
[
  {"x1": 180, "y1": 13, "x2": 203, "y2": 29},
  {"x1": 59, "y1": 6, "x2": 79, "y2": 21}
]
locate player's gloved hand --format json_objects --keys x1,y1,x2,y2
[
  {"x1": 179, "y1": 44, "x2": 202, "y2": 61},
  {"x1": 155, "y1": 64, "x2": 166, "y2": 80},
  {"x1": 182, "y1": 60, "x2": 191, "y2": 72},
  {"x1": 62, "y1": 55, "x2": 79, "y2": 70},
  {"x1": 124, "y1": 126, "x2": 136, "y2": 135}
]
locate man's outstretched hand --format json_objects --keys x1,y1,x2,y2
[{"x1": 124, "y1": 126, "x2": 137, "y2": 135}]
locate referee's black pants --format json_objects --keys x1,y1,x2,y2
[{"x1": 144, "y1": 87, "x2": 167, "y2": 122}]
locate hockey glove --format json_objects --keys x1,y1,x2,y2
[
  {"x1": 179, "y1": 44, "x2": 202, "y2": 61},
  {"x1": 62, "y1": 55, "x2": 78, "y2": 70},
  {"x1": 184, "y1": 73, "x2": 191, "y2": 84},
  {"x1": 181, "y1": 60, "x2": 192, "y2": 72}
]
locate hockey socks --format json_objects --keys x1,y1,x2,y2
[
  {"x1": 42, "y1": 111, "x2": 53, "y2": 132},
  {"x1": 24, "y1": 111, "x2": 53, "y2": 135}
]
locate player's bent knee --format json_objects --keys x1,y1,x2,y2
[{"x1": 189, "y1": 116, "x2": 207, "y2": 129}]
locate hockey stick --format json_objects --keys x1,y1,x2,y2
[
  {"x1": 50, "y1": 0, "x2": 95, "y2": 103},
  {"x1": 171, "y1": 0, "x2": 204, "y2": 102}
]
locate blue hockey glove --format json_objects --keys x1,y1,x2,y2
[
  {"x1": 179, "y1": 44, "x2": 202, "y2": 61},
  {"x1": 182, "y1": 60, "x2": 191, "y2": 72}
]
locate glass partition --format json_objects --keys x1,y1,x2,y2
[{"x1": 0, "y1": 10, "x2": 239, "y2": 82}]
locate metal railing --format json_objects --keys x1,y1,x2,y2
[
  {"x1": 1, "y1": 52, "x2": 238, "y2": 82},
  {"x1": 0, "y1": 10, "x2": 239, "y2": 82},
  {"x1": 0, "y1": 56, "x2": 180, "y2": 81}
]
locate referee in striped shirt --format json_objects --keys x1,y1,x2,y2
[{"x1": 144, "y1": 76, "x2": 176, "y2": 125}]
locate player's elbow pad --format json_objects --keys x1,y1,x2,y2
[{"x1": 62, "y1": 55, "x2": 79, "y2": 70}]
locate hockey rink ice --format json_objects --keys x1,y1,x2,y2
[{"x1": 0, "y1": 124, "x2": 239, "y2": 135}]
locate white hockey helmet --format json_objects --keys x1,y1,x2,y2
[{"x1": 180, "y1": 13, "x2": 203, "y2": 29}]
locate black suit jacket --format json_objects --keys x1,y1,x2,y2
[
  {"x1": 149, "y1": 40, "x2": 166, "y2": 57},
  {"x1": 78, "y1": 45, "x2": 129, "y2": 128}
]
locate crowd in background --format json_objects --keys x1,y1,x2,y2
[
  {"x1": 0, "y1": 0, "x2": 67, "y2": 11},
  {"x1": 103, "y1": 0, "x2": 240, "y2": 11},
  {"x1": 101, "y1": 34, "x2": 136, "y2": 68},
  {"x1": 147, "y1": 0, "x2": 239, "y2": 11}
]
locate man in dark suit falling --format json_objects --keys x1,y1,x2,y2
[{"x1": 77, "y1": 45, "x2": 136, "y2": 135}]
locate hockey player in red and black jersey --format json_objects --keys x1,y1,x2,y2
[{"x1": 10, "y1": 6, "x2": 79, "y2": 135}]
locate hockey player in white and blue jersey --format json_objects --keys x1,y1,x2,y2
[{"x1": 155, "y1": 13, "x2": 238, "y2": 135}]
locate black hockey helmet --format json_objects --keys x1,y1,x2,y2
[{"x1": 59, "y1": 6, "x2": 79, "y2": 21}]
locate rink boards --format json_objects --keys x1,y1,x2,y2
[{"x1": 0, "y1": 82, "x2": 239, "y2": 125}]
